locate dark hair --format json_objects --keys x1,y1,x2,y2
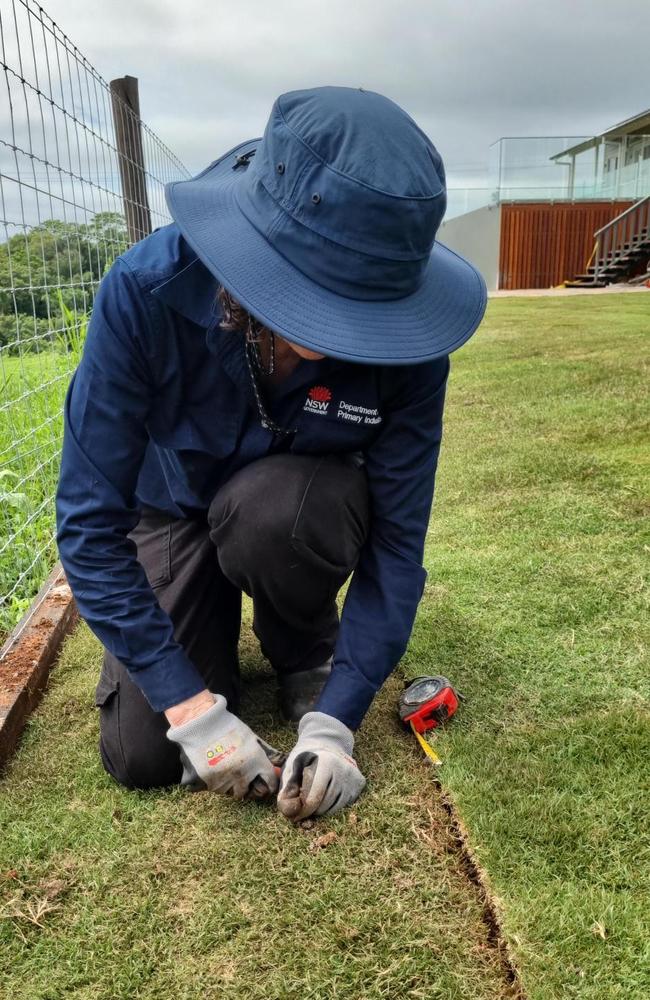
[{"x1": 217, "y1": 284, "x2": 269, "y2": 338}]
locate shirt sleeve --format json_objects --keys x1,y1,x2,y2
[
  {"x1": 55, "y1": 257, "x2": 207, "y2": 711},
  {"x1": 315, "y1": 356, "x2": 450, "y2": 730}
]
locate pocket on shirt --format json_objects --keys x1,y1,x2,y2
[{"x1": 150, "y1": 411, "x2": 241, "y2": 508}]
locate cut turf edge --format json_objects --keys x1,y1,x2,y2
[{"x1": 432, "y1": 771, "x2": 527, "y2": 999}]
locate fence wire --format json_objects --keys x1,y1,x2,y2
[{"x1": 0, "y1": 0, "x2": 190, "y2": 643}]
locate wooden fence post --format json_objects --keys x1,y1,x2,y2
[{"x1": 110, "y1": 75, "x2": 152, "y2": 244}]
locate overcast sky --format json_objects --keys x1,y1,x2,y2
[{"x1": 31, "y1": 0, "x2": 650, "y2": 185}]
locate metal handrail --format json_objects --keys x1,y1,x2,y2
[
  {"x1": 594, "y1": 196, "x2": 650, "y2": 237},
  {"x1": 593, "y1": 196, "x2": 650, "y2": 281}
]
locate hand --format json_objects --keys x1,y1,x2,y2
[
  {"x1": 166, "y1": 694, "x2": 279, "y2": 800},
  {"x1": 277, "y1": 712, "x2": 366, "y2": 821}
]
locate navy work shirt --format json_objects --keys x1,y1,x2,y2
[{"x1": 55, "y1": 223, "x2": 449, "y2": 730}]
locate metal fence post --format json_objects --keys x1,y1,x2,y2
[{"x1": 110, "y1": 75, "x2": 152, "y2": 244}]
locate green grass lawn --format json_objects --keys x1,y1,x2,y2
[
  {"x1": 1, "y1": 292, "x2": 648, "y2": 998},
  {"x1": 0, "y1": 630, "x2": 512, "y2": 1000},
  {"x1": 0, "y1": 350, "x2": 75, "y2": 636},
  {"x1": 411, "y1": 292, "x2": 649, "y2": 998}
]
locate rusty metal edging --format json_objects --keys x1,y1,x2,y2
[{"x1": 0, "y1": 563, "x2": 78, "y2": 771}]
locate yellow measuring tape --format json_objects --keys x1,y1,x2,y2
[{"x1": 410, "y1": 720, "x2": 441, "y2": 765}]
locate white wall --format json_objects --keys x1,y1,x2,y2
[{"x1": 438, "y1": 204, "x2": 501, "y2": 290}]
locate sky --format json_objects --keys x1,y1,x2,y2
[{"x1": 41, "y1": 0, "x2": 649, "y2": 189}]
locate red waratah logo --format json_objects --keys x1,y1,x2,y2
[{"x1": 308, "y1": 386, "x2": 332, "y2": 402}]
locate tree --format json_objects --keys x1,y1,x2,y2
[{"x1": 0, "y1": 212, "x2": 128, "y2": 347}]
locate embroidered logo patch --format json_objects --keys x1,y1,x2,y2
[
  {"x1": 303, "y1": 386, "x2": 383, "y2": 426},
  {"x1": 303, "y1": 385, "x2": 332, "y2": 415},
  {"x1": 336, "y1": 399, "x2": 382, "y2": 426}
]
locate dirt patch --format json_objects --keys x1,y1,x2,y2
[
  {"x1": 309, "y1": 830, "x2": 338, "y2": 851},
  {"x1": 47, "y1": 589, "x2": 71, "y2": 606},
  {"x1": 0, "y1": 634, "x2": 44, "y2": 700},
  {"x1": 0, "y1": 567, "x2": 77, "y2": 767}
]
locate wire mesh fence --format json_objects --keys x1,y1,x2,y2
[{"x1": 0, "y1": 0, "x2": 190, "y2": 644}]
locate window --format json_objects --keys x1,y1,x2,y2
[{"x1": 625, "y1": 140, "x2": 642, "y2": 166}]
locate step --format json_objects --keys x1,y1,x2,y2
[
  {"x1": 565, "y1": 282, "x2": 608, "y2": 289},
  {"x1": 601, "y1": 249, "x2": 645, "y2": 260},
  {"x1": 569, "y1": 276, "x2": 608, "y2": 286},
  {"x1": 590, "y1": 265, "x2": 630, "y2": 276},
  {"x1": 594, "y1": 260, "x2": 637, "y2": 272},
  {"x1": 610, "y1": 245, "x2": 647, "y2": 256},
  {"x1": 602, "y1": 238, "x2": 649, "y2": 256}
]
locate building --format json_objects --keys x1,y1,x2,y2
[
  {"x1": 551, "y1": 109, "x2": 650, "y2": 201},
  {"x1": 441, "y1": 110, "x2": 650, "y2": 290}
]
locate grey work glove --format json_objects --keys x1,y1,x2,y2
[
  {"x1": 166, "y1": 694, "x2": 280, "y2": 800},
  {"x1": 277, "y1": 711, "x2": 366, "y2": 821}
]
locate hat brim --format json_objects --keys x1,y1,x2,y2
[{"x1": 166, "y1": 140, "x2": 487, "y2": 366}]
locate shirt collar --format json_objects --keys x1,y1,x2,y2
[
  {"x1": 151, "y1": 256, "x2": 219, "y2": 328},
  {"x1": 206, "y1": 321, "x2": 344, "y2": 404},
  {"x1": 151, "y1": 251, "x2": 346, "y2": 389}
]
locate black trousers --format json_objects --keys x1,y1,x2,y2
[{"x1": 96, "y1": 454, "x2": 369, "y2": 790}]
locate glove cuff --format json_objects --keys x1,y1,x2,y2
[
  {"x1": 166, "y1": 693, "x2": 225, "y2": 745},
  {"x1": 297, "y1": 711, "x2": 355, "y2": 755}
]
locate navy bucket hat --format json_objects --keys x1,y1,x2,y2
[{"x1": 165, "y1": 86, "x2": 487, "y2": 365}]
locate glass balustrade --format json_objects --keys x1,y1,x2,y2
[{"x1": 444, "y1": 134, "x2": 650, "y2": 220}]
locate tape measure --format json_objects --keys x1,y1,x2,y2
[
  {"x1": 398, "y1": 675, "x2": 464, "y2": 765},
  {"x1": 399, "y1": 675, "x2": 463, "y2": 733}
]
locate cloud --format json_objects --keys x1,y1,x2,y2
[{"x1": 29, "y1": 0, "x2": 650, "y2": 180}]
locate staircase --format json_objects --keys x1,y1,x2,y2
[{"x1": 567, "y1": 196, "x2": 650, "y2": 287}]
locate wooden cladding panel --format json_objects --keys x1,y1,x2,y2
[{"x1": 498, "y1": 201, "x2": 634, "y2": 289}]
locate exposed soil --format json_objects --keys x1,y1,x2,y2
[
  {"x1": 0, "y1": 633, "x2": 45, "y2": 707},
  {"x1": 0, "y1": 571, "x2": 77, "y2": 760}
]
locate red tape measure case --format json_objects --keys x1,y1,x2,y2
[{"x1": 398, "y1": 675, "x2": 462, "y2": 734}]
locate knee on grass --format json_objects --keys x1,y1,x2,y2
[{"x1": 99, "y1": 735, "x2": 182, "y2": 791}]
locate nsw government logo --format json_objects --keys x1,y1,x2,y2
[{"x1": 303, "y1": 385, "x2": 332, "y2": 416}]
